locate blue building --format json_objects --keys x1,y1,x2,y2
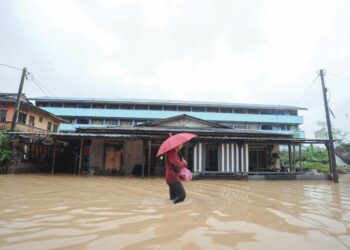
[{"x1": 32, "y1": 97, "x2": 305, "y2": 138}]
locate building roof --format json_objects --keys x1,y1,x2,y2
[
  {"x1": 0, "y1": 93, "x2": 29, "y2": 103},
  {"x1": 0, "y1": 93, "x2": 66, "y2": 123},
  {"x1": 31, "y1": 96, "x2": 307, "y2": 110},
  {"x1": 139, "y1": 114, "x2": 230, "y2": 128},
  {"x1": 6, "y1": 131, "x2": 328, "y2": 145}
]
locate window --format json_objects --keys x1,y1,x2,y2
[
  {"x1": 192, "y1": 106, "x2": 205, "y2": 112},
  {"x1": 261, "y1": 124, "x2": 273, "y2": 130},
  {"x1": 163, "y1": 105, "x2": 177, "y2": 111},
  {"x1": 0, "y1": 110, "x2": 7, "y2": 122},
  {"x1": 51, "y1": 102, "x2": 63, "y2": 107},
  {"x1": 260, "y1": 109, "x2": 275, "y2": 115},
  {"x1": 247, "y1": 109, "x2": 259, "y2": 114},
  {"x1": 65, "y1": 103, "x2": 77, "y2": 108},
  {"x1": 106, "y1": 119, "x2": 119, "y2": 125},
  {"x1": 28, "y1": 115, "x2": 35, "y2": 127},
  {"x1": 92, "y1": 103, "x2": 105, "y2": 109},
  {"x1": 219, "y1": 107, "x2": 232, "y2": 113},
  {"x1": 18, "y1": 112, "x2": 27, "y2": 124},
  {"x1": 39, "y1": 117, "x2": 43, "y2": 123},
  {"x1": 53, "y1": 124, "x2": 58, "y2": 132},
  {"x1": 91, "y1": 119, "x2": 104, "y2": 125},
  {"x1": 120, "y1": 119, "x2": 132, "y2": 126},
  {"x1": 106, "y1": 104, "x2": 120, "y2": 109},
  {"x1": 77, "y1": 102, "x2": 91, "y2": 108},
  {"x1": 134, "y1": 105, "x2": 148, "y2": 110},
  {"x1": 178, "y1": 106, "x2": 191, "y2": 112},
  {"x1": 47, "y1": 122, "x2": 52, "y2": 131},
  {"x1": 76, "y1": 118, "x2": 89, "y2": 124},
  {"x1": 149, "y1": 105, "x2": 162, "y2": 110},
  {"x1": 233, "y1": 108, "x2": 246, "y2": 114},
  {"x1": 206, "y1": 107, "x2": 219, "y2": 113},
  {"x1": 120, "y1": 104, "x2": 134, "y2": 110}
]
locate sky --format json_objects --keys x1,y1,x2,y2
[{"x1": 0, "y1": 0, "x2": 349, "y2": 139}]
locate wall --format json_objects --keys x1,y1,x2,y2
[
  {"x1": 123, "y1": 139, "x2": 144, "y2": 175},
  {"x1": 89, "y1": 139, "x2": 104, "y2": 169},
  {"x1": 0, "y1": 103, "x2": 60, "y2": 132}
]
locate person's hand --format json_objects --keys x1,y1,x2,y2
[{"x1": 182, "y1": 159, "x2": 187, "y2": 165}]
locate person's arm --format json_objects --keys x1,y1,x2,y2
[{"x1": 167, "y1": 149, "x2": 187, "y2": 168}]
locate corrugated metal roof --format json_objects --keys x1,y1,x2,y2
[
  {"x1": 5, "y1": 131, "x2": 327, "y2": 144},
  {"x1": 31, "y1": 96, "x2": 307, "y2": 110},
  {"x1": 44, "y1": 108, "x2": 304, "y2": 124},
  {"x1": 59, "y1": 124, "x2": 304, "y2": 138}
]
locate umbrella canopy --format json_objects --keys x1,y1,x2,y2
[{"x1": 156, "y1": 133, "x2": 197, "y2": 157}]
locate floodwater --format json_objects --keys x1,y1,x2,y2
[{"x1": 0, "y1": 175, "x2": 350, "y2": 250}]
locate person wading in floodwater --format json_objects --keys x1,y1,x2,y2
[
  {"x1": 156, "y1": 132, "x2": 197, "y2": 204},
  {"x1": 165, "y1": 144, "x2": 187, "y2": 204}
]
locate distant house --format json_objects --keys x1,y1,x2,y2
[{"x1": 0, "y1": 93, "x2": 63, "y2": 132}]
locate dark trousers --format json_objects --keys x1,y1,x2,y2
[{"x1": 168, "y1": 181, "x2": 186, "y2": 204}]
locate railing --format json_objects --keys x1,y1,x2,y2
[{"x1": 0, "y1": 122, "x2": 46, "y2": 132}]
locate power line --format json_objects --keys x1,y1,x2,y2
[
  {"x1": 327, "y1": 72, "x2": 350, "y2": 82},
  {"x1": 0, "y1": 62, "x2": 22, "y2": 71},
  {"x1": 30, "y1": 73, "x2": 57, "y2": 97},
  {"x1": 296, "y1": 75, "x2": 320, "y2": 105},
  {"x1": 28, "y1": 72, "x2": 81, "y2": 119}
]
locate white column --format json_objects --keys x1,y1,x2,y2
[
  {"x1": 198, "y1": 143, "x2": 202, "y2": 172},
  {"x1": 194, "y1": 144, "x2": 197, "y2": 172},
  {"x1": 231, "y1": 144, "x2": 234, "y2": 173},
  {"x1": 226, "y1": 144, "x2": 230, "y2": 172},
  {"x1": 241, "y1": 145, "x2": 244, "y2": 173},
  {"x1": 221, "y1": 144, "x2": 225, "y2": 172},
  {"x1": 235, "y1": 144, "x2": 239, "y2": 172},
  {"x1": 245, "y1": 144, "x2": 249, "y2": 173}
]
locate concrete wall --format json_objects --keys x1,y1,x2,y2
[
  {"x1": 0, "y1": 103, "x2": 60, "y2": 131},
  {"x1": 89, "y1": 139, "x2": 104, "y2": 169},
  {"x1": 123, "y1": 139, "x2": 144, "y2": 175}
]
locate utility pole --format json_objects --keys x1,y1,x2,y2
[
  {"x1": 10, "y1": 67, "x2": 27, "y2": 132},
  {"x1": 319, "y1": 69, "x2": 339, "y2": 183}
]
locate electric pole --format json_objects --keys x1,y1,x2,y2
[
  {"x1": 10, "y1": 67, "x2": 27, "y2": 132},
  {"x1": 319, "y1": 69, "x2": 339, "y2": 183}
]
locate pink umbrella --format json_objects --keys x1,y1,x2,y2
[{"x1": 156, "y1": 132, "x2": 197, "y2": 157}]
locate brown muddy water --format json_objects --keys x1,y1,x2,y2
[{"x1": 0, "y1": 175, "x2": 350, "y2": 250}]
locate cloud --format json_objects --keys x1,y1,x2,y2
[
  {"x1": 36, "y1": 0, "x2": 120, "y2": 54},
  {"x1": 98, "y1": 0, "x2": 184, "y2": 30},
  {"x1": 99, "y1": 62, "x2": 136, "y2": 82},
  {"x1": 259, "y1": 0, "x2": 337, "y2": 84},
  {"x1": 140, "y1": 34, "x2": 265, "y2": 102}
]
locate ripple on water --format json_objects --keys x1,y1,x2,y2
[{"x1": 0, "y1": 175, "x2": 350, "y2": 249}]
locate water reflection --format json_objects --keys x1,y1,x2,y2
[{"x1": 0, "y1": 175, "x2": 349, "y2": 249}]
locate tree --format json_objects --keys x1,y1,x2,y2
[
  {"x1": 314, "y1": 121, "x2": 348, "y2": 146},
  {"x1": 0, "y1": 132, "x2": 11, "y2": 172}
]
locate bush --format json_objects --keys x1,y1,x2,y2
[{"x1": 0, "y1": 133, "x2": 11, "y2": 170}]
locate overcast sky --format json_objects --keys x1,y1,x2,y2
[{"x1": 0, "y1": 0, "x2": 349, "y2": 139}]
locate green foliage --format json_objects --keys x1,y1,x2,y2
[
  {"x1": 280, "y1": 144, "x2": 349, "y2": 173},
  {"x1": 0, "y1": 133, "x2": 11, "y2": 168},
  {"x1": 338, "y1": 142, "x2": 350, "y2": 150},
  {"x1": 314, "y1": 121, "x2": 348, "y2": 146}
]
